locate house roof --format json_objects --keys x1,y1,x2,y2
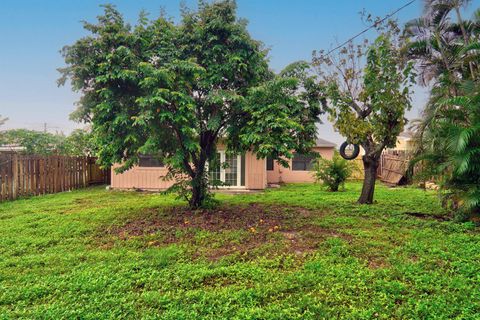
[
  {"x1": 315, "y1": 137, "x2": 336, "y2": 148},
  {"x1": 0, "y1": 144, "x2": 24, "y2": 152},
  {"x1": 397, "y1": 131, "x2": 416, "y2": 142},
  {"x1": 398, "y1": 131, "x2": 415, "y2": 139}
]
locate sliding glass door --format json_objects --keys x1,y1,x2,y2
[{"x1": 209, "y1": 151, "x2": 243, "y2": 187}]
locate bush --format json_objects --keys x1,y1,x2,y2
[{"x1": 313, "y1": 152, "x2": 355, "y2": 191}]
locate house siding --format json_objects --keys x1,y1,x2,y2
[
  {"x1": 266, "y1": 147, "x2": 334, "y2": 184},
  {"x1": 245, "y1": 151, "x2": 267, "y2": 189},
  {"x1": 111, "y1": 150, "x2": 267, "y2": 190},
  {"x1": 110, "y1": 146, "x2": 334, "y2": 190},
  {"x1": 110, "y1": 165, "x2": 171, "y2": 190}
]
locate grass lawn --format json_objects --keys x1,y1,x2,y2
[{"x1": 0, "y1": 182, "x2": 479, "y2": 319}]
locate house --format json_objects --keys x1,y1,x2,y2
[
  {"x1": 0, "y1": 144, "x2": 24, "y2": 153},
  {"x1": 110, "y1": 137, "x2": 336, "y2": 191},
  {"x1": 266, "y1": 138, "x2": 336, "y2": 184},
  {"x1": 386, "y1": 131, "x2": 416, "y2": 155}
]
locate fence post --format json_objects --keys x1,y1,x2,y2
[{"x1": 11, "y1": 154, "x2": 18, "y2": 200}]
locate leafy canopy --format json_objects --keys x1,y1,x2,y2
[{"x1": 316, "y1": 34, "x2": 415, "y2": 154}]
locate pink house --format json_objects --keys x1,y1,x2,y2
[{"x1": 110, "y1": 137, "x2": 336, "y2": 191}]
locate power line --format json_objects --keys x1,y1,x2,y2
[{"x1": 325, "y1": 0, "x2": 416, "y2": 56}]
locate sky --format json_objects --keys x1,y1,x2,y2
[{"x1": 1, "y1": 0, "x2": 479, "y2": 146}]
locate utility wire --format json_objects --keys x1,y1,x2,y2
[{"x1": 325, "y1": 0, "x2": 416, "y2": 56}]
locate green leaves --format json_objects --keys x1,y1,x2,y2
[
  {"x1": 406, "y1": 0, "x2": 480, "y2": 216},
  {"x1": 235, "y1": 68, "x2": 322, "y2": 165},
  {"x1": 420, "y1": 87, "x2": 480, "y2": 214},
  {"x1": 314, "y1": 152, "x2": 356, "y2": 192},
  {"x1": 320, "y1": 32, "x2": 414, "y2": 152}
]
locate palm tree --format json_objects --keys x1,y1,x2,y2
[
  {"x1": 424, "y1": 0, "x2": 478, "y2": 78},
  {"x1": 404, "y1": 5, "x2": 472, "y2": 92},
  {"x1": 415, "y1": 82, "x2": 480, "y2": 215},
  {"x1": 405, "y1": 1, "x2": 480, "y2": 217}
]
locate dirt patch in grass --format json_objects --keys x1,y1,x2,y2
[
  {"x1": 101, "y1": 204, "x2": 352, "y2": 260},
  {"x1": 404, "y1": 211, "x2": 451, "y2": 221}
]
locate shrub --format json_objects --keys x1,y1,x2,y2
[{"x1": 313, "y1": 152, "x2": 355, "y2": 191}]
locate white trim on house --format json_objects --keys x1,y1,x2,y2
[{"x1": 210, "y1": 151, "x2": 244, "y2": 189}]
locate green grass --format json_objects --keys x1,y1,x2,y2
[{"x1": 0, "y1": 183, "x2": 479, "y2": 319}]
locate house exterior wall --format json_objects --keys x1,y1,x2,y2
[
  {"x1": 110, "y1": 145, "x2": 334, "y2": 190},
  {"x1": 266, "y1": 147, "x2": 334, "y2": 184},
  {"x1": 245, "y1": 151, "x2": 267, "y2": 189},
  {"x1": 394, "y1": 137, "x2": 414, "y2": 152},
  {"x1": 110, "y1": 150, "x2": 267, "y2": 190},
  {"x1": 110, "y1": 165, "x2": 171, "y2": 190}
]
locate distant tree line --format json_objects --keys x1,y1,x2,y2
[{"x1": 0, "y1": 122, "x2": 94, "y2": 157}]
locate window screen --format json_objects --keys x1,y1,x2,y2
[
  {"x1": 292, "y1": 153, "x2": 316, "y2": 171},
  {"x1": 266, "y1": 157, "x2": 274, "y2": 171},
  {"x1": 138, "y1": 155, "x2": 164, "y2": 167}
]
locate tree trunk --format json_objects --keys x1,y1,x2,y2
[
  {"x1": 358, "y1": 155, "x2": 379, "y2": 204},
  {"x1": 188, "y1": 137, "x2": 213, "y2": 209},
  {"x1": 189, "y1": 169, "x2": 208, "y2": 209}
]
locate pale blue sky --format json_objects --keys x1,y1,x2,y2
[{"x1": 1, "y1": 0, "x2": 479, "y2": 145}]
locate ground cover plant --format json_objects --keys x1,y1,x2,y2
[{"x1": 1, "y1": 182, "x2": 479, "y2": 319}]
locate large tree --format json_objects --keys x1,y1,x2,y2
[
  {"x1": 314, "y1": 31, "x2": 415, "y2": 204},
  {"x1": 59, "y1": 2, "x2": 322, "y2": 208}
]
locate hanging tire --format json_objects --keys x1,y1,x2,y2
[{"x1": 339, "y1": 141, "x2": 360, "y2": 160}]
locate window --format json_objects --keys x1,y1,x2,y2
[
  {"x1": 224, "y1": 154, "x2": 238, "y2": 186},
  {"x1": 209, "y1": 152, "x2": 245, "y2": 187},
  {"x1": 240, "y1": 154, "x2": 245, "y2": 186},
  {"x1": 266, "y1": 157, "x2": 274, "y2": 171},
  {"x1": 292, "y1": 153, "x2": 316, "y2": 171},
  {"x1": 138, "y1": 155, "x2": 164, "y2": 167}
]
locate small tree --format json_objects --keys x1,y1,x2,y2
[
  {"x1": 313, "y1": 152, "x2": 355, "y2": 191},
  {"x1": 314, "y1": 30, "x2": 415, "y2": 204},
  {"x1": 59, "y1": 2, "x2": 322, "y2": 208}
]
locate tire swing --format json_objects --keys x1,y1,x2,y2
[{"x1": 339, "y1": 141, "x2": 360, "y2": 160}]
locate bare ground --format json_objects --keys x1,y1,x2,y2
[{"x1": 100, "y1": 204, "x2": 353, "y2": 260}]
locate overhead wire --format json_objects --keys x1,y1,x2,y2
[{"x1": 324, "y1": 0, "x2": 416, "y2": 56}]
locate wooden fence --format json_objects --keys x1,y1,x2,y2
[
  {"x1": 349, "y1": 152, "x2": 412, "y2": 185},
  {"x1": 379, "y1": 154, "x2": 410, "y2": 184},
  {"x1": 0, "y1": 154, "x2": 110, "y2": 201}
]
